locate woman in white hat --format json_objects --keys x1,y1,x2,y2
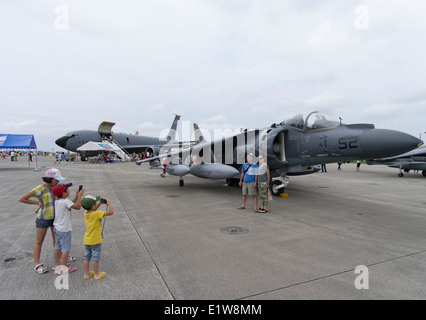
[{"x1": 19, "y1": 168, "x2": 65, "y2": 274}]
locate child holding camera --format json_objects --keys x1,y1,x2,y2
[
  {"x1": 52, "y1": 183, "x2": 84, "y2": 273},
  {"x1": 81, "y1": 195, "x2": 114, "y2": 280}
]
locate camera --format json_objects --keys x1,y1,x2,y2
[
  {"x1": 79, "y1": 185, "x2": 83, "y2": 191},
  {"x1": 101, "y1": 198, "x2": 107, "y2": 204}
]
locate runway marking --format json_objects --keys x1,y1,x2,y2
[
  {"x1": 107, "y1": 174, "x2": 176, "y2": 300},
  {"x1": 238, "y1": 248, "x2": 426, "y2": 299}
]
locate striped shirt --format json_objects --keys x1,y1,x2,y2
[{"x1": 30, "y1": 185, "x2": 55, "y2": 220}]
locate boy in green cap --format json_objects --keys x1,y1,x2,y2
[{"x1": 81, "y1": 195, "x2": 114, "y2": 280}]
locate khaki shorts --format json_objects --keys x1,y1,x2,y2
[{"x1": 242, "y1": 182, "x2": 257, "y2": 196}]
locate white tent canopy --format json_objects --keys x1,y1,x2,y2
[
  {"x1": 77, "y1": 141, "x2": 122, "y2": 152},
  {"x1": 77, "y1": 141, "x2": 130, "y2": 161}
]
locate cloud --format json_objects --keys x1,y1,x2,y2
[
  {"x1": 149, "y1": 104, "x2": 165, "y2": 113},
  {"x1": 361, "y1": 103, "x2": 405, "y2": 119},
  {"x1": 390, "y1": 88, "x2": 426, "y2": 105},
  {"x1": 0, "y1": 120, "x2": 37, "y2": 130},
  {"x1": 203, "y1": 114, "x2": 228, "y2": 124},
  {"x1": 1, "y1": 1, "x2": 426, "y2": 150},
  {"x1": 304, "y1": 92, "x2": 347, "y2": 110},
  {"x1": 135, "y1": 121, "x2": 166, "y2": 137}
]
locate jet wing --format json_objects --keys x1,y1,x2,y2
[
  {"x1": 122, "y1": 141, "x2": 192, "y2": 154},
  {"x1": 136, "y1": 128, "x2": 262, "y2": 166},
  {"x1": 388, "y1": 162, "x2": 426, "y2": 171},
  {"x1": 136, "y1": 155, "x2": 162, "y2": 165},
  {"x1": 135, "y1": 147, "x2": 193, "y2": 166}
]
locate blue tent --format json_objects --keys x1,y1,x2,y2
[{"x1": 0, "y1": 134, "x2": 37, "y2": 149}]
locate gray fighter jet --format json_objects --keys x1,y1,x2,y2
[
  {"x1": 136, "y1": 111, "x2": 423, "y2": 195},
  {"x1": 367, "y1": 145, "x2": 426, "y2": 177},
  {"x1": 55, "y1": 115, "x2": 182, "y2": 160}
]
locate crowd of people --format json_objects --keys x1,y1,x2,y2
[{"x1": 1, "y1": 150, "x2": 35, "y2": 161}]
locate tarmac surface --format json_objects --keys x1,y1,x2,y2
[{"x1": 1, "y1": 156, "x2": 426, "y2": 300}]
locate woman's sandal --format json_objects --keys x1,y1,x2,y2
[{"x1": 66, "y1": 266, "x2": 77, "y2": 273}]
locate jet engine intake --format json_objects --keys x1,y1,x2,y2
[
  {"x1": 266, "y1": 127, "x2": 288, "y2": 165},
  {"x1": 145, "y1": 146, "x2": 157, "y2": 156}
]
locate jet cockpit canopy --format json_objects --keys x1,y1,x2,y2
[{"x1": 282, "y1": 111, "x2": 340, "y2": 132}]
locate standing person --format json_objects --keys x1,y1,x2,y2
[
  {"x1": 161, "y1": 159, "x2": 167, "y2": 178},
  {"x1": 81, "y1": 195, "x2": 114, "y2": 280},
  {"x1": 238, "y1": 153, "x2": 258, "y2": 212},
  {"x1": 52, "y1": 183, "x2": 84, "y2": 273},
  {"x1": 18, "y1": 168, "x2": 66, "y2": 274},
  {"x1": 257, "y1": 155, "x2": 270, "y2": 214},
  {"x1": 356, "y1": 160, "x2": 361, "y2": 171}
]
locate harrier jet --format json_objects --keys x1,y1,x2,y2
[{"x1": 136, "y1": 111, "x2": 423, "y2": 195}]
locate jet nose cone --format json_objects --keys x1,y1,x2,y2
[
  {"x1": 361, "y1": 129, "x2": 423, "y2": 159},
  {"x1": 55, "y1": 136, "x2": 70, "y2": 148}
]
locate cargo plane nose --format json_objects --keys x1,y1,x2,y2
[
  {"x1": 360, "y1": 129, "x2": 423, "y2": 159},
  {"x1": 55, "y1": 135, "x2": 71, "y2": 149}
]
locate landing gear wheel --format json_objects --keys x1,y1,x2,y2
[
  {"x1": 226, "y1": 178, "x2": 235, "y2": 186},
  {"x1": 271, "y1": 180, "x2": 285, "y2": 196},
  {"x1": 179, "y1": 179, "x2": 184, "y2": 187}
]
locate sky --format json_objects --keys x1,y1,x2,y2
[{"x1": 1, "y1": 0, "x2": 426, "y2": 151}]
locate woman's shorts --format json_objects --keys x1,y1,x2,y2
[
  {"x1": 83, "y1": 244, "x2": 102, "y2": 262},
  {"x1": 54, "y1": 229, "x2": 72, "y2": 253},
  {"x1": 35, "y1": 218, "x2": 54, "y2": 229}
]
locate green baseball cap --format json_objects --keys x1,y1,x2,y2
[{"x1": 81, "y1": 195, "x2": 100, "y2": 210}]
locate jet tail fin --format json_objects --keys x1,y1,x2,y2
[
  {"x1": 193, "y1": 123, "x2": 205, "y2": 145},
  {"x1": 165, "y1": 114, "x2": 181, "y2": 142}
]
